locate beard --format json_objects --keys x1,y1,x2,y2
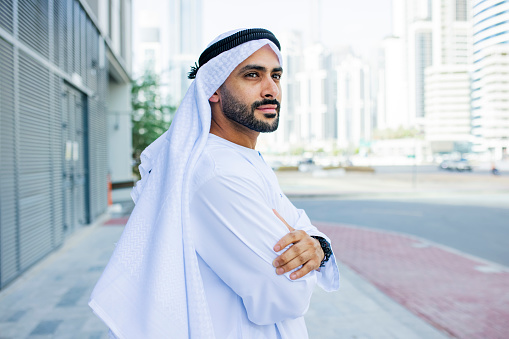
[{"x1": 220, "y1": 85, "x2": 280, "y2": 133}]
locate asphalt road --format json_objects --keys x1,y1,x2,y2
[{"x1": 292, "y1": 198, "x2": 509, "y2": 267}]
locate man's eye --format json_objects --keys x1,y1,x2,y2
[
  {"x1": 272, "y1": 73, "x2": 282, "y2": 80},
  {"x1": 245, "y1": 73, "x2": 258, "y2": 78}
]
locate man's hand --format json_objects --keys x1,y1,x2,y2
[{"x1": 272, "y1": 209, "x2": 324, "y2": 280}]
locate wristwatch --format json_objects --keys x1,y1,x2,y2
[{"x1": 311, "y1": 236, "x2": 332, "y2": 267}]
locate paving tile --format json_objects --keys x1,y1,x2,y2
[
  {"x1": 82, "y1": 315, "x2": 108, "y2": 333},
  {"x1": 29, "y1": 320, "x2": 62, "y2": 335},
  {"x1": 5, "y1": 309, "x2": 26, "y2": 322},
  {"x1": 56, "y1": 286, "x2": 88, "y2": 307},
  {"x1": 87, "y1": 266, "x2": 105, "y2": 272},
  {"x1": 87, "y1": 332, "x2": 108, "y2": 339},
  {"x1": 317, "y1": 222, "x2": 509, "y2": 339},
  {"x1": 53, "y1": 317, "x2": 86, "y2": 336},
  {"x1": 306, "y1": 264, "x2": 448, "y2": 339}
]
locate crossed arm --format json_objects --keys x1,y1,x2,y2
[
  {"x1": 190, "y1": 174, "x2": 337, "y2": 324},
  {"x1": 271, "y1": 209, "x2": 325, "y2": 280}
]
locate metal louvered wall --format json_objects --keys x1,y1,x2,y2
[
  {"x1": 0, "y1": 0, "x2": 111, "y2": 288},
  {"x1": 0, "y1": 38, "x2": 18, "y2": 285}
]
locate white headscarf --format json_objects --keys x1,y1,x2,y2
[{"x1": 89, "y1": 29, "x2": 283, "y2": 339}]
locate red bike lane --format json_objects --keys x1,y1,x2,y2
[{"x1": 317, "y1": 222, "x2": 509, "y2": 339}]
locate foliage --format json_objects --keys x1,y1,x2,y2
[
  {"x1": 131, "y1": 70, "x2": 175, "y2": 178},
  {"x1": 288, "y1": 147, "x2": 305, "y2": 155},
  {"x1": 372, "y1": 126, "x2": 420, "y2": 140}
]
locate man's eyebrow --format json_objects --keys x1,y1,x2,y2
[
  {"x1": 237, "y1": 65, "x2": 283, "y2": 73},
  {"x1": 238, "y1": 64, "x2": 267, "y2": 73}
]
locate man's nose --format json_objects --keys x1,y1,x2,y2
[{"x1": 261, "y1": 76, "x2": 280, "y2": 98}]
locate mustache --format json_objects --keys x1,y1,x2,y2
[{"x1": 251, "y1": 99, "x2": 281, "y2": 111}]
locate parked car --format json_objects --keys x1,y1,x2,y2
[
  {"x1": 298, "y1": 158, "x2": 317, "y2": 172},
  {"x1": 439, "y1": 159, "x2": 473, "y2": 171}
]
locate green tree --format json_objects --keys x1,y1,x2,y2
[{"x1": 131, "y1": 70, "x2": 175, "y2": 178}]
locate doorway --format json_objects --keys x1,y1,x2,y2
[{"x1": 62, "y1": 84, "x2": 90, "y2": 235}]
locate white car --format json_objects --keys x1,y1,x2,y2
[{"x1": 439, "y1": 159, "x2": 473, "y2": 171}]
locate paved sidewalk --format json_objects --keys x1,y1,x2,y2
[
  {"x1": 318, "y1": 222, "x2": 509, "y2": 339},
  {"x1": 0, "y1": 208, "x2": 448, "y2": 338}
]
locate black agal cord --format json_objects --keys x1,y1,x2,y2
[{"x1": 188, "y1": 28, "x2": 281, "y2": 79}]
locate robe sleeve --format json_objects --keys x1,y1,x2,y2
[
  {"x1": 190, "y1": 174, "x2": 317, "y2": 325},
  {"x1": 289, "y1": 206, "x2": 340, "y2": 292}
]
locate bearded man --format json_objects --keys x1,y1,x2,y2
[{"x1": 90, "y1": 28, "x2": 339, "y2": 339}]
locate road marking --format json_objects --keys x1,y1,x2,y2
[
  {"x1": 411, "y1": 242, "x2": 431, "y2": 248},
  {"x1": 474, "y1": 265, "x2": 505, "y2": 273}
]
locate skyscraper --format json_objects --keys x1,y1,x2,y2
[
  {"x1": 168, "y1": 0, "x2": 203, "y2": 103},
  {"x1": 132, "y1": 0, "x2": 202, "y2": 105},
  {"x1": 471, "y1": 0, "x2": 509, "y2": 159},
  {"x1": 336, "y1": 55, "x2": 372, "y2": 150},
  {"x1": 380, "y1": 35, "x2": 409, "y2": 129},
  {"x1": 424, "y1": 0, "x2": 472, "y2": 154},
  {"x1": 383, "y1": 0, "x2": 432, "y2": 129}
]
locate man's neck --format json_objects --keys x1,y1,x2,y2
[{"x1": 209, "y1": 117, "x2": 259, "y2": 149}]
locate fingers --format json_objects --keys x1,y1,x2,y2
[
  {"x1": 277, "y1": 255, "x2": 320, "y2": 280},
  {"x1": 273, "y1": 235, "x2": 324, "y2": 279},
  {"x1": 289, "y1": 262, "x2": 317, "y2": 280},
  {"x1": 273, "y1": 236, "x2": 317, "y2": 269},
  {"x1": 271, "y1": 209, "x2": 323, "y2": 280},
  {"x1": 273, "y1": 229, "x2": 306, "y2": 252},
  {"x1": 273, "y1": 241, "x2": 305, "y2": 269},
  {"x1": 272, "y1": 209, "x2": 295, "y2": 232}
]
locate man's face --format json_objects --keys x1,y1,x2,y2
[{"x1": 217, "y1": 45, "x2": 283, "y2": 133}]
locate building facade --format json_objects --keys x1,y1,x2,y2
[
  {"x1": 387, "y1": 0, "x2": 433, "y2": 128},
  {"x1": 0, "y1": 0, "x2": 132, "y2": 288},
  {"x1": 425, "y1": 0, "x2": 472, "y2": 154},
  {"x1": 336, "y1": 55, "x2": 372, "y2": 150},
  {"x1": 471, "y1": 0, "x2": 509, "y2": 159},
  {"x1": 132, "y1": 0, "x2": 202, "y2": 108},
  {"x1": 168, "y1": 0, "x2": 202, "y2": 104},
  {"x1": 379, "y1": 35, "x2": 409, "y2": 130}
]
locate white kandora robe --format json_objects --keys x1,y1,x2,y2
[
  {"x1": 89, "y1": 29, "x2": 339, "y2": 339},
  {"x1": 191, "y1": 134, "x2": 339, "y2": 338}
]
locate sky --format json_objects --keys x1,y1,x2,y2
[{"x1": 202, "y1": 0, "x2": 393, "y2": 58}]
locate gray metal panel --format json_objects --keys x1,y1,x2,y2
[
  {"x1": 53, "y1": 0, "x2": 62, "y2": 68},
  {"x1": 0, "y1": 38, "x2": 19, "y2": 287},
  {"x1": 0, "y1": 0, "x2": 14, "y2": 34},
  {"x1": 80, "y1": 8, "x2": 87, "y2": 83},
  {"x1": 17, "y1": 51, "x2": 53, "y2": 270},
  {"x1": 72, "y1": 89, "x2": 86, "y2": 226},
  {"x1": 97, "y1": 65, "x2": 108, "y2": 216},
  {"x1": 88, "y1": 98, "x2": 100, "y2": 219},
  {"x1": 73, "y1": 0, "x2": 80, "y2": 76},
  {"x1": 86, "y1": 31, "x2": 108, "y2": 220},
  {"x1": 18, "y1": 0, "x2": 50, "y2": 59},
  {"x1": 88, "y1": 67, "x2": 108, "y2": 220},
  {"x1": 51, "y1": 75, "x2": 64, "y2": 247},
  {"x1": 61, "y1": 0, "x2": 71, "y2": 74},
  {"x1": 86, "y1": 19, "x2": 97, "y2": 92},
  {"x1": 62, "y1": 86, "x2": 73, "y2": 233}
]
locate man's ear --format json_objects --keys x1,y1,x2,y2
[{"x1": 209, "y1": 91, "x2": 220, "y2": 103}]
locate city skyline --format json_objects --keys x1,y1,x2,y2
[
  {"x1": 131, "y1": 0, "x2": 508, "y2": 161},
  {"x1": 201, "y1": 0, "x2": 392, "y2": 59}
]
